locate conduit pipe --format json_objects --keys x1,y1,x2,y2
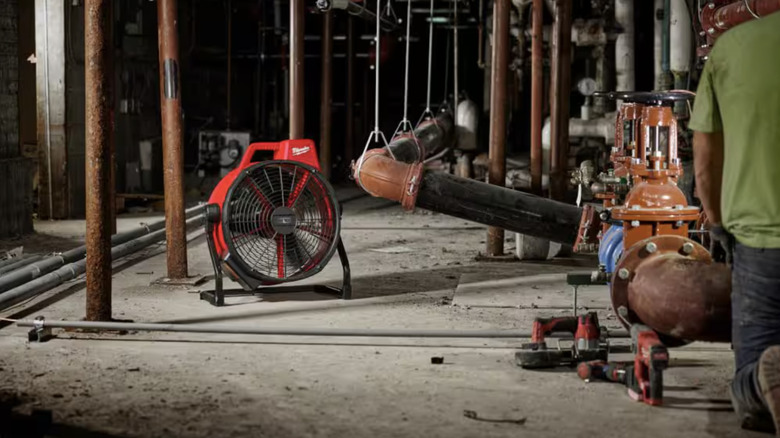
[
  {"x1": 701, "y1": 0, "x2": 780, "y2": 38},
  {"x1": 0, "y1": 256, "x2": 44, "y2": 276},
  {"x1": 0, "y1": 205, "x2": 205, "y2": 294},
  {"x1": 316, "y1": 0, "x2": 398, "y2": 32},
  {"x1": 16, "y1": 318, "x2": 632, "y2": 339},
  {"x1": 0, "y1": 215, "x2": 204, "y2": 312}
]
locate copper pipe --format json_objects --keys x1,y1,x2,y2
[
  {"x1": 627, "y1": 255, "x2": 731, "y2": 343},
  {"x1": 345, "y1": 16, "x2": 355, "y2": 163},
  {"x1": 549, "y1": 0, "x2": 572, "y2": 200},
  {"x1": 487, "y1": 0, "x2": 511, "y2": 257},
  {"x1": 530, "y1": 0, "x2": 543, "y2": 196},
  {"x1": 702, "y1": 0, "x2": 780, "y2": 38},
  {"x1": 84, "y1": 0, "x2": 113, "y2": 321},
  {"x1": 290, "y1": 0, "x2": 305, "y2": 139},
  {"x1": 157, "y1": 0, "x2": 188, "y2": 279},
  {"x1": 319, "y1": 11, "x2": 333, "y2": 180}
]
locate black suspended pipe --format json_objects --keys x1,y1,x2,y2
[
  {"x1": 0, "y1": 215, "x2": 204, "y2": 312},
  {"x1": 0, "y1": 205, "x2": 205, "y2": 294},
  {"x1": 415, "y1": 172, "x2": 583, "y2": 246},
  {"x1": 16, "y1": 318, "x2": 631, "y2": 339}
]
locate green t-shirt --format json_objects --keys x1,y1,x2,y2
[{"x1": 689, "y1": 11, "x2": 780, "y2": 248}]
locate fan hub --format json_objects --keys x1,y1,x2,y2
[{"x1": 270, "y1": 207, "x2": 297, "y2": 235}]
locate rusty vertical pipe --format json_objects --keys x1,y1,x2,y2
[
  {"x1": 549, "y1": 0, "x2": 572, "y2": 200},
  {"x1": 345, "y1": 16, "x2": 355, "y2": 163},
  {"x1": 84, "y1": 0, "x2": 113, "y2": 321},
  {"x1": 157, "y1": 0, "x2": 188, "y2": 279},
  {"x1": 530, "y1": 0, "x2": 543, "y2": 196},
  {"x1": 486, "y1": 0, "x2": 511, "y2": 257},
  {"x1": 290, "y1": 0, "x2": 305, "y2": 139},
  {"x1": 319, "y1": 11, "x2": 333, "y2": 179}
]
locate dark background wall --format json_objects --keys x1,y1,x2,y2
[{"x1": 0, "y1": 0, "x2": 32, "y2": 238}]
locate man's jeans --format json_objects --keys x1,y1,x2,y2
[{"x1": 731, "y1": 244, "x2": 780, "y2": 416}]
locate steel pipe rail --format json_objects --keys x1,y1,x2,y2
[
  {"x1": 316, "y1": 0, "x2": 398, "y2": 32},
  {"x1": 0, "y1": 215, "x2": 204, "y2": 312},
  {"x1": 0, "y1": 205, "x2": 205, "y2": 294},
  {"x1": 17, "y1": 318, "x2": 631, "y2": 339}
]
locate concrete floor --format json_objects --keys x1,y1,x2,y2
[{"x1": 0, "y1": 189, "x2": 761, "y2": 437}]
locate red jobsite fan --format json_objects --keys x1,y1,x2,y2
[{"x1": 201, "y1": 139, "x2": 351, "y2": 306}]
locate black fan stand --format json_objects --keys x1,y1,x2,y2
[{"x1": 199, "y1": 204, "x2": 352, "y2": 307}]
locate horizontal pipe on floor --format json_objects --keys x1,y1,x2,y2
[
  {"x1": 0, "y1": 215, "x2": 204, "y2": 312},
  {"x1": 17, "y1": 318, "x2": 631, "y2": 339},
  {"x1": 0, "y1": 256, "x2": 44, "y2": 276},
  {"x1": 0, "y1": 205, "x2": 205, "y2": 294}
]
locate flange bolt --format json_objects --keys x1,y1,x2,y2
[
  {"x1": 645, "y1": 242, "x2": 658, "y2": 253},
  {"x1": 682, "y1": 242, "x2": 694, "y2": 255},
  {"x1": 618, "y1": 268, "x2": 630, "y2": 280}
]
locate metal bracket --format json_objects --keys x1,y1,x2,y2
[{"x1": 27, "y1": 316, "x2": 53, "y2": 343}]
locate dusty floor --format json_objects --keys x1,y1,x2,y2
[{"x1": 0, "y1": 188, "x2": 760, "y2": 438}]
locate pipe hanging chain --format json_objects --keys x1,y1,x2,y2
[
  {"x1": 393, "y1": 0, "x2": 416, "y2": 137},
  {"x1": 355, "y1": 0, "x2": 396, "y2": 191},
  {"x1": 417, "y1": 0, "x2": 436, "y2": 127}
]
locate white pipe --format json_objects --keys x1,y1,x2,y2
[
  {"x1": 542, "y1": 114, "x2": 616, "y2": 178},
  {"x1": 456, "y1": 99, "x2": 479, "y2": 151},
  {"x1": 654, "y1": 0, "x2": 664, "y2": 88},
  {"x1": 669, "y1": 0, "x2": 692, "y2": 75},
  {"x1": 615, "y1": 0, "x2": 635, "y2": 93}
]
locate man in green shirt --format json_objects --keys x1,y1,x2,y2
[{"x1": 690, "y1": 10, "x2": 780, "y2": 434}]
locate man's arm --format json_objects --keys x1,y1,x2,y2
[{"x1": 693, "y1": 131, "x2": 724, "y2": 225}]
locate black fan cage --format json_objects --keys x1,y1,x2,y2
[{"x1": 222, "y1": 160, "x2": 341, "y2": 283}]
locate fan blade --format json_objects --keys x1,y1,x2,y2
[
  {"x1": 276, "y1": 235, "x2": 285, "y2": 279},
  {"x1": 286, "y1": 172, "x2": 311, "y2": 208}
]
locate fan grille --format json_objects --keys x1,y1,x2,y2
[{"x1": 223, "y1": 161, "x2": 339, "y2": 282}]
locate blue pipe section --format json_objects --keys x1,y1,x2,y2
[{"x1": 598, "y1": 225, "x2": 624, "y2": 274}]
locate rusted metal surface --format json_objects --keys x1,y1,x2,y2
[
  {"x1": 487, "y1": 0, "x2": 511, "y2": 257},
  {"x1": 549, "y1": 0, "x2": 572, "y2": 200},
  {"x1": 319, "y1": 11, "x2": 333, "y2": 180},
  {"x1": 611, "y1": 235, "x2": 731, "y2": 343},
  {"x1": 84, "y1": 0, "x2": 113, "y2": 321},
  {"x1": 290, "y1": 0, "x2": 305, "y2": 139},
  {"x1": 530, "y1": 0, "x2": 543, "y2": 196},
  {"x1": 701, "y1": 0, "x2": 780, "y2": 38},
  {"x1": 345, "y1": 16, "x2": 355, "y2": 163},
  {"x1": 157, "y1": 0, "x2": 188, "y2": 280},
  {"x1": 35, "y1": 0, "x2": 68, "y2": 219}
]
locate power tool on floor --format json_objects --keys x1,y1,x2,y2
[
  {"x1": 515, "y1": 312, "x2": 609, "y2": 369},
  {"x1": 577, "y1": 324, "x2": 669, "y2": 406}
]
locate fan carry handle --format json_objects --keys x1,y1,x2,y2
[{"x1": 239, "y1": 140, "x2": 322, "y2": 171}]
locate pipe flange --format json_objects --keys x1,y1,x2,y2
[{"x1": 610, "y1": 235, "x2": 711, "y2": 345}]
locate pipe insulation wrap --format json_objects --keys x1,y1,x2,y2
[
  {"x1": 615, "y1": 0, "x2": 635, "y2": 92},
  {"x1": 0, "y1": 205, "x2": 205, "y2": 294},
  {"x1": 0, "y1": 215, "x2": 204, "y2": 311},
  {"x1": 669, "y1": 0, "x2": 691, "y2": 74}
]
